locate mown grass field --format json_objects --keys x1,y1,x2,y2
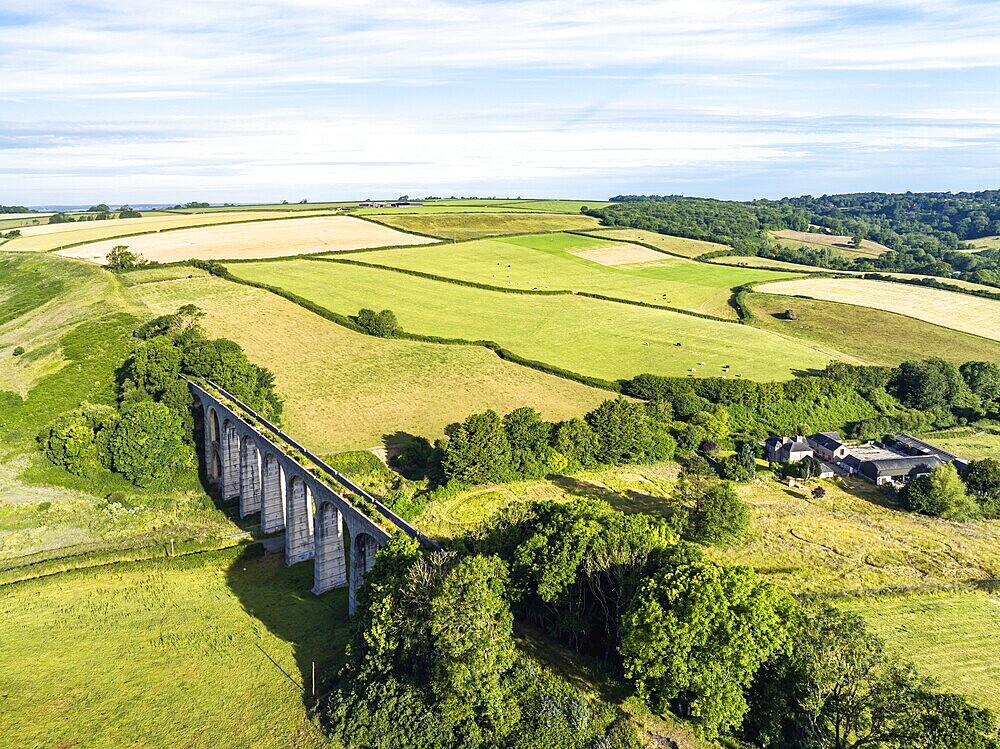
[
  {"x1": 922, "y1": 427, "x2": 1000, "y2": 461},
  {"x1": 708, "y1": 255, "x2": 854, "y2": 273},
  {"x1": 0, "y1": 546, "x2": 348, "y2": 749},
  {"x1": 363, "y1": 211, "x2": 601, "y2": 240},
  {"x1": 968, "y1": 235, "x2": 1000, "y2": 251},
  {"x1": 128, "y1": 275, "x2": 611, "y2": 451},
  {"x1": 841, "y1": 593, "x2": 1000, "y2": 713},
  {"x1": 59, "y1": 215, "x2": 436, "y2": 264},
  {"x1": 755, "y1": 277, "x2": 1000, "y2": 342},
  {"x1": 771, "y1": 229, "x2": 891, "y2": 258},
  {"x1": 420, "y1": 198, "x2": 613, "y2": 213},
  {"x1": 2, "y1": 210, "x2": 339, "y2": 253},
  {"x1": 583, "y1": 228, "x2": 729, "y2": 257},
  {"x1": 743, "y1": 291, "x2": 1000, "y2": 365},
  {"x1": 352, "y1": 232, "x2": 800, "y2": 319},
  {"x1": 230, "y1": 258, "x2": 845, "y2": 381}
]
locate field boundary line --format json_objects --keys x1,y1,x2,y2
[
  {"x1": 19, "y1": 211, "x2": 361, "y2": 254},
  {"x1": 214, "y1": 267, "x2": 621, "y2": 393},
  {"x1": 307, "y1": 255, "x2": 739, "y2": 323}
]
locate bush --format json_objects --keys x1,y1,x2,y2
[
  {"x1": 106, "y1": 245, "x2": 145, "y2": 270},
  {"x1": 684, "y1": 483, "x2": 751, "y2": 545},
  {"x1": 107, "y1": 401, "x2": 188, "y2": 487},
  {"x1": 12, "y1": 346, "x2": 24, "y2": 356},
  {"x1": 901, "y1": 463, "x2": 979, "y2": 520},
  {"x1": 356, "y1": 307, "x2": 400, "y2": 337},
  {"x1": 39, "y1": 403, "x2": 119, "y2": 476}
]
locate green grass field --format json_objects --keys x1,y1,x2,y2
[
  {"x1": 756, "y1": 277, "x2": 1000, "y2": 343},
  {"x1": 583, "y1": 228, "x2": 729, "y2": 257},
  {"x1": 743, "y1": 291, "x2": 1000, "y2": 365},
  {"x1": 414, "y1": 466, "x2": 1000, "y2": 595},
  {"x1": 229, "y1": 258, "x2": 845, "y2": 381},
  {"x1": 921, "y1": 427, "x2": 1000, "y2": 461},
  {"x1": 128, "y1": 275, "x2": 611, "y2": 452},
  {"x1": 362, "y1": 212, "x2": 602, "y2": 240},
  {"x1": 351, "y1": 232, "x2": 800, "y2": 319},
  {"x1": 419, "y1": 198, "x2": 613, "y2": 213},
  {"x1": 0, "y1": 546, "x2": 348, "y2": 749},
  {"x1": 841, "y1": 593, "x2": 1000, "y2": 713},
  {"x1": 708, "y1": 255, "x2": 853, "y2": 273}
]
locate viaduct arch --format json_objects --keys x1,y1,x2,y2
[{"x1": 188, "y1": 379, "x2": 436, "y2": 615}]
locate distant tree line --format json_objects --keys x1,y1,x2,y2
[
  {"x1": 590, "y1": 190, "x2": 1000, "y2": 287},
  {"x1": 0, "y1": 204, "x2": 35, "y2": 213}
]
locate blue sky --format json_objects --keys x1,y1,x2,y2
[{"x1": 1, "y1": 0, "x2": 998, "y2": 204}]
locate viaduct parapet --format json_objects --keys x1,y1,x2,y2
[{"x1": 188, "y1": 378, "x2": 436, "y2": 615}]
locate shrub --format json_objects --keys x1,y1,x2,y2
[
  {"x1": 356, "y1": 307, "x2": 400, "y2": 337},
  {"x1": 39, "y1": 402, "x2": 119, "y2": 476},
  {"x1": 684, "y1": 482, "x2": 751, "y2": 545},
  {"x1": 107, "y1": 401, "x2": 187, "y2": 487},
  {"x1": 106, "y1": 245, "x2": 145, "y2": 270},
  {"x1": 12, "y1": 346, "x2": 24, "y2": 356}
]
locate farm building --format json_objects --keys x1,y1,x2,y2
[
  {"x1": 765, "y1": 435, "x2": 813, "y2": 463},
  {"x1": 841, "y1": 433, "x2": 966, "y2": 486},
  {"x1": 807, "y1": 431, "x2": 849, "y2": 462}
]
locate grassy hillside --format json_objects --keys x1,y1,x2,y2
[
  {"x1": 0, "y1": 546, "x2": 346, "y2": 749},
  {"x1": 922, "y1": 427, "x2": 1000, "y2": 461},
  {"x1": 0, "y1": 253, "x2": 237, "y2": 564},
  {"x1": 363, "y1": 212, "x2": 601, "y2": 240},
  {"x1": 743, "y1": 291, "x2": 1000, "y2": 365},
  {"x1": 756, "y1": 277, "x2": 1000, "y2": 342},
  {"x1": 351, "y1": 232, "x2": 799, "y2": 319},
  {"x1": 229, "y1": 258, "x2": 846, "y2": 381},
  {"x1": 842, "y1": 593, "x2": 1000, "y2": 713},
  {"x1": 128, "y1": 275, "x2": 611, "y2": 452},
  {"x1": 771, "y1": 229, "x2": 891, "y2": 258}
]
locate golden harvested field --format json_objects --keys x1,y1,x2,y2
[
  {"x1": 755, "y1": 277, "x2": 1000, "y2": 342},
  {"x1": 708, "y1": 255, "x2": 856, "y2": 274},
  {"x1": 968, "y1": 236, "x2": 1000, "y2": 251},
  {"x1": 364, "y1": 212, "x2": 602, "y2": 240},
  {"x1": 3, "y1": 210, "x2": 341, "y2": 253},
  {"x1": 570, "y1": 243, "x2": 668, "y2": 266},
  {"x1": 772, "y1": 229, "x2": 891, "y2": 257},
  {"x1": 127, "y1": 276, "x2": 611, "y2": 452},
  {"x1": 582, "y1": 228, "x2": 729, "y2": 258},
  {"x1": 57, "y1": 216, "x2": 437, "y2": 264}
]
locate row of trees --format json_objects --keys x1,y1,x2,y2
[
  {"x1": 592, "y1": 191, "x2": 1000, "y2": 288},
  {"x1": 40, "y1": 305, "x2": 282, "y2": 488},
  {"x1": 48, "y1": 205, "x2": 142, "y2": 224}
]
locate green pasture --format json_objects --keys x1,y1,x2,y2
[
  {"x1": 352, "y1": 232, "x2": 800, "y2": 318},
  {"x1": 583, "y1": 228, "x2": 730, "y2": 257},
  {"x1": 922, "y1": 427, "x2": 1000, "y2": 461},
  {"x1": 363, "y1": 212, "x2": 601, "y2": 240},
  {"x1": 129, "y1": 275, "x2": 610, "y2": 452},
  {"x1": 0, "y1": 546, "x2": 347, "y2": 749},
  {"x1": 230, "y1": 258, "x2": 844, "y2": 382},
  {"x1": 842, "y1": 593, "x2": 1000, "y2": 713},
  {"x1": 743, "y1": 291, "x2": 1000, "y2": 365},
  {"x1": 421, "y1": 198, "x2": 612, "y2": 213}
]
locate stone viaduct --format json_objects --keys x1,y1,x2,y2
[{"x1": 187, "y1": 378, "x2": 437, "y2": 615}]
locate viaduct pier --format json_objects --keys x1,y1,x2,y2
[{"x1": 188, "y1": 378, "x2": 436, "y2": 614}]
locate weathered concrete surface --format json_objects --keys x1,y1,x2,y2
[{"x1": 192, "y1": 381, "x2": 401, "y2": 614}]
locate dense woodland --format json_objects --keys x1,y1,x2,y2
[{"x1": 589, "y1": 191, "x2": 1000, "y2": 286}]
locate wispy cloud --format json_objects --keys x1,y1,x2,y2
[{"x1": 0, "y1": 0, "x2": 998, "y2": 202}]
